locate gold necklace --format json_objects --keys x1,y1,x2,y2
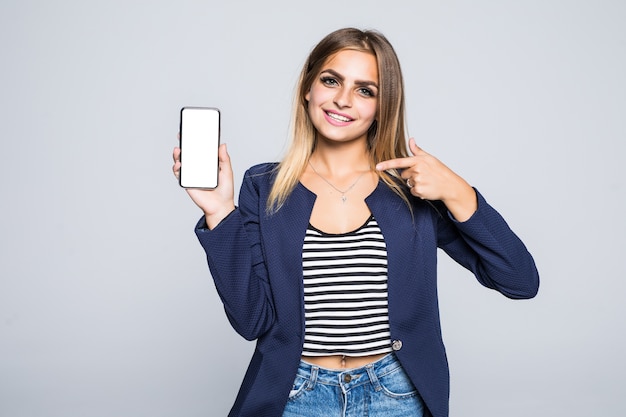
[{"x1": 308, "y1": 160, "x2": 366, "y2": 203}]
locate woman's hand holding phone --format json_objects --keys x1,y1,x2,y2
[{"x1": 173, "y1": 143, "x2": 236, "y2": 229}]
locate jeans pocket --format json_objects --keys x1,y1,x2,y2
[
  {"x1": 287, "y1": 375, "x2": 309, "y2": 400},
  {"x1": 377, "y1": 365, "x2": 419, "y2": 399}
]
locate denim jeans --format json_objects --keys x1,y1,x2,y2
[{"x1": 282, "y1": 353, "x2": 425, "y2": 417}]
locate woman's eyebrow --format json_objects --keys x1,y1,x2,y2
[{"x1": 321, "y1": 69, "x2": 379, "y2": 89}]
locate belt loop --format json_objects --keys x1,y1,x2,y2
[
  {"x1": 365, "y1": 364, "x2": 382, "y2": 392},
  {"x1": 306, "y1": 366, "x2": 319, "y2": 391}
]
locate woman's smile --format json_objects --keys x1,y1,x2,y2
[{"x1": 324, "y1": 109, "x2": 354, "y2": 124}]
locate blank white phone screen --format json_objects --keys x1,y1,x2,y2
[{"x1": 179, "y1": 107, "x2": 220, "y2": 189}]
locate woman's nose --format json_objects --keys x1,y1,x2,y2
[{"x1": 333, "y1": 88, "x2": 352, "y2": 108}]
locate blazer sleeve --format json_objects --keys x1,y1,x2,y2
[
  {"x1": 194, "y1": 169, "x2": 276, "y2": 340},
  {"x1": 435, "y1": 189, "x2": 540, "y2": 299}
]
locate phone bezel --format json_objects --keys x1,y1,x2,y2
[{"x1": 178, "y1": 106, "x2": 221, "y2": 189}]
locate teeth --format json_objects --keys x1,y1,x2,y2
[{"x1": 327, "y1": 112, "x2": 351, "y2": 122}]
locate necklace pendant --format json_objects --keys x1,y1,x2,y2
[{"x1": 307, "y1": 160, "x2": 366, "y2": 205}]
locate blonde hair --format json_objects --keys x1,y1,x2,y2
[{"x1": 267, "y1": 28, "x2": 410, "y2": 214}]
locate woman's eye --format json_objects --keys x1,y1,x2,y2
[
  {"x1": 321, "y1": 76, "x2": 338, "y2": 86},
  {"x1": 359, "y1": 88, "x2": 375, "y2": 97}
]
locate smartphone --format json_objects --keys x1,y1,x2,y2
[{"x1": 179, "y1": 107, "x2": 220, "y2": 189}]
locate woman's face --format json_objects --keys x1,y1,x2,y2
[{"x1": 305, "y1": 49, "x2": 379, "y2": 146}]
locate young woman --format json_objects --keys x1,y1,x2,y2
[{"x1": 173, "y1": 27, "x2": 539, "y2": 417}]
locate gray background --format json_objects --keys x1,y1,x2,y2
[{"x1": 1, "y1": 0, "x2": 624, "y2": 416}]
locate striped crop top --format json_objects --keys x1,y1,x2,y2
[{"x1": 301, "y1": 215, "x2": 392, "y2": 357}]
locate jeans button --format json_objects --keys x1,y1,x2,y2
[{"x1": 343, "y1": 374, "x2": 352, "y2": 383}]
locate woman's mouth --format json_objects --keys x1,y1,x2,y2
[{"x1": 325, "y1": 110, "x2": 353, "y2": 123}]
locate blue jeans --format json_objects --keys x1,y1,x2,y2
[{"x1": 282, "y1": 353, "x2": 425, "y2": 417}]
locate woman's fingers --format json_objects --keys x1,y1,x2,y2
[{"x1": 172, "y1": 146, "x2": 181, "y2": 179}]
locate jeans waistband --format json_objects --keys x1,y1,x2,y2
[{"x1": 297, "y1": 353, "x2": 401, "y2": 388}]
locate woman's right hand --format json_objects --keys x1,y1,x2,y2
[{"x1": 172, "y1": 143, "x2": 236, "y2": 229}]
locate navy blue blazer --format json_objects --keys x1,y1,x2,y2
[{"x1": 195, "y1": 163, "x2": 539, "y2": 417}]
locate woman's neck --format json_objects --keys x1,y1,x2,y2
[{"x1": 310, "y1": 140, "x2": 371, "y2": 177}]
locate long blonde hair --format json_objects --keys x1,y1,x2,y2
[{"x1": 267, "y1": 28, "x2": 410, "y2": 214}]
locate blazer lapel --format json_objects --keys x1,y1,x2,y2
[
  {"x1": 366, "y1": 183, "x2": 433, "y2": 330},
  {"x1": 262, "y1": 183, "x2": 316, "y2": 337}
]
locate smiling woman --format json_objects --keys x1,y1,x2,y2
[{"x1": 172, "y1": 27, "x2": 539, "y2": 417}]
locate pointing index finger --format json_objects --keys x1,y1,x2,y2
[{"x1": 375, "y1": 157, "x2": 414, "y2": 172}]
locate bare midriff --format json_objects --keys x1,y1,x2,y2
[{"x1": 301, "y1": 353, "x2": 388, "y2": 370}]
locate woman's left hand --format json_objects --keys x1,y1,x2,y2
[{"x1": 375, "y1": 138, "x2": 477, "y2": 222}]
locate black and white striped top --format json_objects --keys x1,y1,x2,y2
[{"x1": 301, "y1": 215, "x2": 392, "y2": 357}]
